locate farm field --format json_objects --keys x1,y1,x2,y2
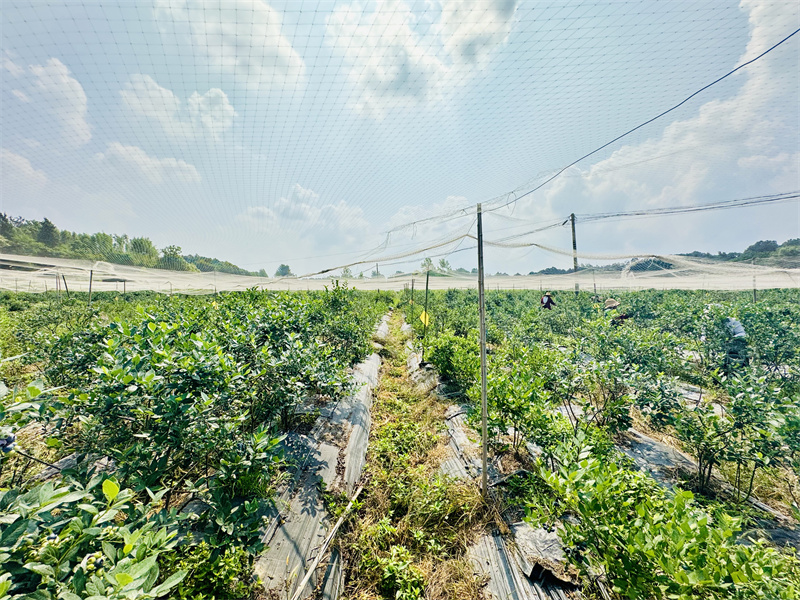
[{"x1": 1, "y1": 287, "x2": 799, "y2": 599}]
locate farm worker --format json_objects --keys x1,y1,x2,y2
[
  {"x1": 722, "y1": 317, "x2": 748, "y2": 372},
  {"x1": 604, "y1": 298, "x2": 631, "y2": 326},
  {"x1": 541, "y1": 291, "x2": 556, "y2": 310}
]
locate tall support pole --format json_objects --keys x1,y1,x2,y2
[
  {"x1": 421, "y1": 269, "x2": 430, "y2": 361},
  {"x1": 477, "y1": 203, "x2": 489, "y2": 499},
  {"x1": 87, "y1": 270, "x2": 94, "y2": 308},
  {"x1": 570, "y1": 213, "x2": 579, "y2": 296},
  {"x1": 410, "y1": 278, "x2": 415, "y2": 324},
  {"x1": 62, "y1": 275, "x2": 70, "y2": 298}
]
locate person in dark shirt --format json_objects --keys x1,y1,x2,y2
[{"x1": 541, "y1": 291, "x2": 556, "y2": 310}]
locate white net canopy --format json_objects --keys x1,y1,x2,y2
[{"x1": 1, "y1": 1, "x2": 798, "y2": 286}]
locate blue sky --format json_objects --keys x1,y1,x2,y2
[{"x1": 2, "y1": 0, "x2": 798, "y2": 275}]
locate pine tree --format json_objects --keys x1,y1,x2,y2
[{"x1": 37, "y1": 218, "x2": 59, "y2": 248}]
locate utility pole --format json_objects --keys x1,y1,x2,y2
[
  {"x1": 410, "y1": 278, "x2": 415, "y2": 324},
  {"x1": 570, "y1": 213, "x2": 579, "y2": 296},
  {"x1": 87, "y1": 270, "x2": 94, "y2": 307},
  {"x1": 477, "y1": 203, "x2": 489, "y2": 499}
]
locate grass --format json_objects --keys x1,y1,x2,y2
[{"x1": 338, "y1": 311, "x2": 488, "y2": 600}]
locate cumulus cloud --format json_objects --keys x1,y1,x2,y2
[
  {"x1": 3, "y1": 57, "x2": 92, "y2": 146},
  {"x1": 440, "y1": 0, "x2": 517, "y2": 66},
  {"x1": 1, "y1": 149, "x2": 49, "y2": 193},
  {"x1": 188, "y1": 88, "x2": 236, "y2": 138},
  {"x1": 483, "y1": 0, "x2": 799, "y2": 256},
  {"x1": 238, "y1": 183, "x2": 370, "y2": 251},
  {"x1": 154, "y1": 0, "x2": 304, "y2": 91},
  {"x1": 326, "y1": 0, "x2": 447, "y2": 118},
  {"x1": 121, "y1": 74, "x2": 236, "y2": 141},
  {"x1": 95, "y1": 142, "x2": 201, "y2": 184},
  {"x1": 326, "y1": 0, "x2": 517, "y2": 118}
]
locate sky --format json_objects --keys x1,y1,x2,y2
[{"x1": 1, "y1": 0, "x2": 798, "y2": 276}]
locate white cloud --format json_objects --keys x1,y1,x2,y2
[
  {"x1": 327, "y1": 0, "x2": 447, "y2": 118},
  {"x1": 238, "y1": 183, "x2": 370, "y2": 250},
  {"x1": 11, "y1": 89, "x2": 30, "y2": 102},
  {"x1": 440, "y1": 0, "x2": 517, "y2": 66},
  {"x1": 121, "y1": 74, "x2": 183, "y2": 130},
  {"x1": 121, "y1": 74, "x2": 236, "y2": 141},
  {"x1": 28, "y1": 58, "x2": 92, "y2": 146},
  {"x1": 154, "y1": 0, "x2": 304, "y2": 91},
  {"x1": 326, "y1": 0, "x2": 517, "y2": 118},
  {"x1": 95, "y1": 142, "x2": 201, "y2": 184},
  {"x1": 188, "y1": 88, "x2": 236, "y2": 138},
  {"x1": 489, "y1": 0, "x2": 799, "y2": 256},
  {"x1": 1, "y1": 51, "x2": 24, "y2": 77},
  {"x1": 1, "y1": 148, "x2": 49, "y2": 193}
]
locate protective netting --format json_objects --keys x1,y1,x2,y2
[
  {"x1": 2, "y1": 251, "x2": 797, "y2": 293},
  {"x1": 2, "y1": 1, "x2": 798, "y2": 283}
]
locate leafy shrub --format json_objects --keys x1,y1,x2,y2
[
  {"x1": 540, "y1": 442, "x2": 800, "y2": 599},
  {"x1": 158, "y1": 542, "x2": 257, "y2": 599},
  {"x1": 426, "y1": 333, "x2": 479, "y2": 394},
  {"x1": 0, "y1": 477, "x2": 186, "y2": 599}
]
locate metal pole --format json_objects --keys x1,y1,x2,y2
[
  {"x1": 62, "y1": 275, "x2": 70, "y2": 298},
  {"x1": 477, "y1": 203, "x2": 489, "y2": 499},
  {"x1": 123, "y1": 280, "x2": 126, "y2": 295},
  {"x1": 422, "y1": 269, "x2": 430, "y2": 361},
  {"x1": 570, "y1": 213, "x2": 579, "y2": 296},
  {"x1": 87, "y1": 270, "x2": 94, "y2": 307},
  {"x1": 410, "y1": 278, "x2": 415, "y2": 325}
]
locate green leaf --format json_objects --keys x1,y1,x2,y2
[
  {"x1": 150, "y1": 570, "x2": 188, "y2": 597},
  {"x1": 102, "y1": 479, "x2": 120, "y2": 502},
  {"x1": 115, "y1": 573, "x2": 134, "y2": 586},
  {"x1": 24, "y1": 562, "x2": 55, "y2": 577}
]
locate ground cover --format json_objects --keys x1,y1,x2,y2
[{"x1": 337, "y1": 311, "x2": 488, "y2": 600}]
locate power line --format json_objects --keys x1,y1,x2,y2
[{"x1": 489, "y1": 26, "x2": 800, "y2": 211}]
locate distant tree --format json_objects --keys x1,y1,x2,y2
[
  {"x1": 438, "y1": 258, "x2": 451, "y2": 271},
  {"x1": 471, "y1": 268, "x2": 478, "y2": 274},
  {"x1": 341, "y1": 266, "x2": 353, "y2": 278},
  {"x1": 455, "y1": 267, "x2": 469, "y2": 274},
  {"x1": 275, "y1": 264, "x2": 292, "y2": 277},
  {"x1": 129, "y1": 237, "x2": 159, "y2": 258},
  {"x1": 162, "y1": 245, "x2": 183, "y2": 258},
  {"x1": 92, "y1": 233, "x2": 114, "y2": 255},
  {"x1": 37, "y1": 218, "x2": 59, "y2": 248},
  {"x1": 744, "y1": 240, "x2": 778, "y2": 255},
  {"x1": 113, "y1": 234, "x2": 129, "y2": 252},
  {"x1": 421, "y1": 257, "x2": 434, "y2": 271},
  {"x1": 258, "y1": 268, "x2": 267, "y2": 277},
  {"x1": 782, "y1": 238, "x2": 800, "y2": 247},
  {"x1": 0, "y1": 213, "x2": 14, "y2": 238}
]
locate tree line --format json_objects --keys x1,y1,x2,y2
[{"x1": 0, "y1": 214, "x2": 267, "y2": 277}]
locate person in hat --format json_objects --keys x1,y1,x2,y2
[
  {"x1": 604, "y1": 297, "x2": 631, "y2": 326},
  {"x1": 541, "y1": 291, "x2": 556, "y2": 310}
]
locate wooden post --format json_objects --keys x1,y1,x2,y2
[
  {"x1": 477, "y1": 203, "x2": 489, "y2": 498},
  {"x1": 87, "y1": 270, "x2": 94, "y2": 307},
  {"x1": 571, "y1": 213, "x2": 579, "y2": 296}
]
